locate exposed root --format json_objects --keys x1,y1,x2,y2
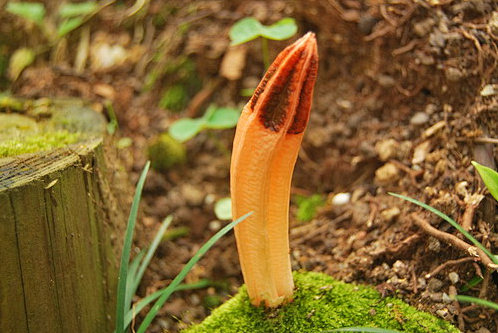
[
  {"x1": 411, "y1": 213, "x2": 495, "y2": 268},
  {"x1": 425, "y1": 257, "x2": 478, "y2": 279}
]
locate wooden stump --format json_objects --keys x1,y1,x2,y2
[{"x1": 0, "y1": 98, "x2": 126, "y2": 333}]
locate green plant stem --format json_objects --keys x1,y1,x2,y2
[{"x1": 261, "y1": 37, "x2": 269, "y2": 70}]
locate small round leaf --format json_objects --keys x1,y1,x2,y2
[
  {"x1": 206, "y1": 107, "x2": 240, "y2": 129},
  {"x1": 168, "y1": 118, "x2": 204, "y2": 142},
  {"x1": 229, "y1": 17, "x2": 263, "y2": 46},
  {"x1": 260, "y1": 18, "x2": 298, "y2": 40}
]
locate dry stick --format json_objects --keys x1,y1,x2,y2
[
  {"x1": 389, "y1": 159, "x2": 423, "y2": 185},
  {"x1": 366, "y1": 201, "x2": 378, "y2": 228},
  {"x1": 460, "y1": 194, "x2": 484, "y2": 231},
  {"x1": 387, "y1": 233, "x2": 421, "y2": 254},
  {"x1": 425, "y1": 257, "x2": 477, "y2": 279},
  {"x1": 186, "y1": 78, "x2": 222, "y2": 118},
  {"x1": 364, "y1": 2, "x2": 419, "y2": 41},
  {"x1": 411, "y1": 214, "x2": 495, "y2": 268},
  {"x1": 461, "y1": 304, "x2": 480, "y2": 313},
  {"x1": 380, "y1": 4, "x2": 397, "y2": 26},
  {"x1": 392, "y1": 39, "x2": 419, "y2": 56},
  {"x1": 411, "y1": 265, "x2": 418, "y2": 294},
  {"x1": 472, "y1": 262, "x2": 484, "y2": 279},
  {"x1": 478, "y1": 269, "x2": 491, "y2": 300},
  {"x1": 448, "y1": 285, "x2": 465, "y2": 331},
  {"x1": 458, "y1": 28, "x2": 484, "y2": 75}
]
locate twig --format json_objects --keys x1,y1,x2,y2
[
  {"x1": 472, "y1": 262, "x2": 483, "y2": 279},
  {"x1": 460, "y1": 194, "x2": 484, "y2": 231},
  {"x1": 478, "y1": 269, "x2": 491, "y2": 300},
  {"x1": 470, "y1": 137, "x2": 498, "y2": 145},
  {"x1": 411, "y1": 213, "x2": 495, "y2": 268},
  {"x1": 425, "y1": 257, "x2": 477, "y2": 279},
  {"x1": 186, "y1": 78, "x2": 222, "y2": 118},
  {"x1": 411, "y1": 265, "x2": 418, "y2": 294},
  {"x1": 387, "y1": 233, "x2": 421, "y2": 254},
  {"x1": 366, "y1": 201, "x2": 378, "y2": 228},
  {"x1": 380, "y1": 4, "x2": 397, "y2": 26},
  {"x1": 388, "y1": 159, "x2": 423, "y2": 185},
  {"x1": 392, "y1": 39, "x2": 419, "y2": 56},
  {"x1": 458, "y1": 28, "x2": 484, "y2": 75},
  {"x1": 461, "y1": 304, "x2": 479, "y2": 313},
  {"x1": 365, "y1": 3, "x2": 419, "y2": 41}
]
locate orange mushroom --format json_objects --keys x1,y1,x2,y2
[{"x1": 230, "y1": 32, "x2": 318, "y2": 307}]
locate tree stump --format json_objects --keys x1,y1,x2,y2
[{"x1": 0, "y1": 98, "x2": 126, "y2": 333}]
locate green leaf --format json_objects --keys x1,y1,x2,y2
[
  {"x1": 6, "y1": 2, "x2": 46, "y2": 25},
  {"x1": 115, "y1": 162, "x2": 150, "y2": 333},
  {"x1": 8, "y1": 47, "x2": 35, "y2": 81},
  {"x1": 389, "y1": 192, "x2": 498, "y2": 265},
  {"x1": 325, "y1": 328, "x2": 403, "y2": 333},
  {"x1": 57, "y1": 17, "x2": 84, "y2": 37},
  {"x1": 168, "y1": 118, "x2": 205, "y2": 142},
  {"x1": 229, "y1": 17, "x2": 263, "y2": 46},
  {"x1": 136, "y1": 211, "x2": 253, "y2": 333},
  {"x1": 205, "y1": 106, "x2": 240, "y2": 129},
  {"x1": 125, "y1": 250, "x2": 146, "y2": 311},
  {"x1": 453, "y1": 295, "x2": 498, "y2": 311},
  {"x1": 472, "y1": 161, "x2": 498, "y2": 203},
  {"x1": 260, "y1": 18, "x2": 298, "y2": 41},
  {"x1": 124, "y1": 280, "x2": 212, "y2": 327},
  {"x1": 229, "y1": 17, "x2": 298, "y2": 46},
  {"x1": 201, "y1": 104, "x2": 218, "y2": 121},
  {"x1": 59, "y1": 1, "x2": 97, "y2": 17},
  {"x1": 214, "y1": 198, "x2": 232, "y2": 220},
  {"x1": 131, "y1": 216, "x2": 173, "y2": 299}
]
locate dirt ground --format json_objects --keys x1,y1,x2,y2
[{"x1": 2, "y1": 0, "x2": 498, "y2": 332}]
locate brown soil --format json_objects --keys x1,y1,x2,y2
[{"x1": 3, "y1": 0, "x2": 498, "y2": 332}]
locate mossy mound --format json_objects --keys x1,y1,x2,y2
[{"x1": 184, "y1": 271, "x2": 458, "y2": 333}]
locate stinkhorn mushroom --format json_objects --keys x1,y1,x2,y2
[{"x1": 230, "y1": 32, "x2": 318, "y2": 307}]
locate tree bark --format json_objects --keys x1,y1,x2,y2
[{"x1": 0, "y1": 100, "x2": 126, "y2": 333}]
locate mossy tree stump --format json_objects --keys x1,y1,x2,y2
[{"x1": 0, "y1": 98, "x2": 126, "y2": 333}]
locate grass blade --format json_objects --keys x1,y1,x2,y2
[
  {"x1": 115, "y1": 161, "x2": 150, "y2": 333},
  {"x1": 136, "y1": 211, "x2": 253, "y2": 333},
  {"x1": 324, "y1": 328, "x2": 403, "y2": 333},
  {"x1": 125, "y1": 279, "x2": 212, "y2": 327},
  {"x1": 132, "y1": 215, "x2": 173, "y2": 296},
  {"x1": 125, "y1": 250, "x2": 146, "y2": 309},
  {"x1": 453, "y1": 295, "x2": 498, "y2": 311},
  {"x1": 388, "y1": 192, "x2": 498, "y2": 265}
]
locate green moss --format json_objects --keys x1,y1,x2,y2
[
  {"x1": 183, "y1": 271, "x2": 458, "y2": 333},
  {"x1": 294, "y1": 194, "x2": 326, "y2": 222},
  {"x1": 0, "y1": 130, "x2": 80, "y2": 157},
  {"x1": 148, "y1": 133, "x2": 187, "y2": 171}
]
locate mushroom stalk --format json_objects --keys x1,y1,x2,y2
[{"x1": 230, "y1": 32, "x2": 318, "y2": 307}]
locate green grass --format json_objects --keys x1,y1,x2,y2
[
  {"x1": 453, "y1": 295, "x2": 498, "y2": 311},
  {"x1": 114, "y1": 161, "x2": 252, "y2": 332}
]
